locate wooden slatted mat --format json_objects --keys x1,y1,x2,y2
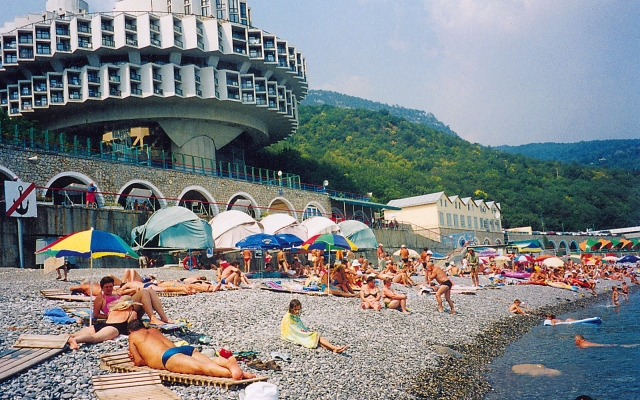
[
  {"x1": 41, "y1": 289, "x2": 94, "y2": 302},
  {"x1": 100, "y1": 351, "x2": 267, "y2": 389},
  {"x1": 14, "y1": 334, "x2": 70, "y2": 349},
  {"x1": 259, "y1": 286, "x2": 327, "y2": 296},
  {"x1": 93, "y1": 371, "x2": 182, "y2": 400},
  {"x1": 0, "y1": 347, "x2": 64, "y2": 382},
  {"x1": 156, "y1": 291, "x2": 187, "y2": 297}
]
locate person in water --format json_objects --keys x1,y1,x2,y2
[{"x1": 574, "y1": 334, "x2": 614, "y2": 348}]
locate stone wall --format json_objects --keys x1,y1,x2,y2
[{"x1": 0, "y1": 145, "x2": 331, "y2": 218}]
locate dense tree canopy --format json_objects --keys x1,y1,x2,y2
[{"x1": 249, "y1": 105, "x2": 640, "y2": 232}]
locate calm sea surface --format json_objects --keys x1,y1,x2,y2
[{"x1": 485, "y1": 289, "x2": 640, "y2": 400}]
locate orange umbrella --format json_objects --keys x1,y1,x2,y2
[{"x1": 535, "y1": 254, "x2": 553, "y2": 262}]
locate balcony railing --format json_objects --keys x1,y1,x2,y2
[
  {"x1": 150, "y1": 24, "x2": 160, "y2": 33},
  {"x1": 51, "y1": 96, "x2": 64, "y2": 103},
  {"x1": 68, "y1": 92, "x2": 81, "y2": 100},
  {"x1": 195, "y1": 75, "x2": 201, "y2": 83},
  {"x1": 174, "y1": 74, "x2": 182, "y2": 81},
  {"x1": 126, "y1": 38, "x2": 138, "y2": 46},
  {"x1": 109, "y1": 75, "x2": 120, "y2": 83},
  {"x1": 88, "y1": 76, "x2": 100, "y2": 83},
  {"x1": 151, "y1": 38, "x2": 162, "y2": 47},
  {"x1": 125, "y1": 23, "x2": 137, "y2": 31},
  {"x1": 34, "y1": 85, "x2": 47, "y2": 92},
  {"x1": 152, "y1": 73, "x2": 162, "y2": 81},
  {"x1": 175, "y1": 88, "x2": 183, "y2": 96},
  {"x1": 109, "y1": 89, "x2": 121, "y2": 97},
  {"x1": 34, "y1": 99, "x2": 47, "y2": 107},
  {"x1": 9, "y1": 93, "x2": 19, "y2": 100},
  {"x1": 78, "y1": 41, "x2": 92, "y2": 49},
  {"x1": 18, "y1": 37, "x2": 33, "y2": 44},
  {"x1": 174, "y1": 25, "x2": 182, "y2": 34},
  {"x1": 37, "y1": 47, "x2": 51, "y2": 55},
  {"x1": 102, "y1": 24, "x2": 115, "y2": 32},
  {"x1": 56, "y1": 29, "x2": 70, "y2": 36},
  {"x1": 56, "y1": 44, "x2": 71, "y2": 52},
  {"x1": 68, "y1": 79, "x2": 81, "y2": 86},
  {"x1": 174, "y1": 39, "x2": 183, "y2": 48},
  {"x1": 88, "y1": 91, "x2": 101, "y2": 98},
  {"x1": 102, "y1": 39, "x2": 115, "y2": 47},
  {"x1": 153, "y1": 88, "x2": 163, "y2": 95},
  {"x1": 4, "y1": 43, "x2": 17, "y2": 50},
  {"x1": 197, "y1": 41, "x2": 204, "y2": 50},
  {"x1": 36, "y1": 32, "x2": 51, "y2": 40},
  {"x1": 130, "y1": 73, "x2": 141, "y2": 81},
  {"x1": 77, "y1": 25, "x2": 91, "y2": 34},
  {"x1": 131, "y1": 88, "x2": 142, "y2": 95}
]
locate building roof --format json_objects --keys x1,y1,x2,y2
[
  {"x1": 330, "y1": 196, "x2": 401, "y2": 210},
  {"x1": 387, "y1": 192, "x2": 445, "y2": 208}
]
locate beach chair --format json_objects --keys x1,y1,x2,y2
[
  {"x1": 41, "y1": 289, "x2": 94, "y2": 302},
  {"x1": 99, "y1": 351, "x2": 268, "y2": 389},
  {"x1": 92, "y1": 371, "x2": 182, "y2": 400}
]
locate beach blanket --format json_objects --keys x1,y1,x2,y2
[
  {"x1": 99, "y1": 351, "x2": 267, "y2": 388},
  {"x1": 44, "y1": 308, "x2": 76, "y2": 324},
  {"x1": 62, "y1": 306, "x2": 92, "y2": 320},
  {"x1": 280, "y1": 312, "x2": 319, "y2": 349}
]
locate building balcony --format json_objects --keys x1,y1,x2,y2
[
  {"x1": 131, "y1": 88, "x2": 142, "y2": 96},
  {"x1": 77, "y1": 26, "x2": 91, "y2": 34},
  {"x1": 34, "y1": 99, "x2": 47, "y2": 107},
  {"x1": 19, "y1": 50, "x2": 34, "y2": 59},
  {"x1": 196, "y1": 89, "x2": 203, "y2": 97},
  {"x1": 152, "y1": 73, "x2": 162, "y2": 81},
  {"x1": 174, "y1": 74, "x2": 182, "y2": 81},
  {"x1": 36, "y1": 47, "x2": 51, "y2": 55},
  {"x1": 174, "y1": 39, "x2": 183, "y2": 48},
  {"x1": 18, "y1": 38, "x2": 33, "y2": 44},
  {"x1": 101, "y1": 24, "x2": 114, "y2": 32},
  {"x1": 197, "y1": 41, "x2": 204, "y2": 50},
  {"x1": 125, "y1": 23, "x2": 137, "y2": 32},
  {"x1": 56, "y1": 29, "x2": 70, "y2": 36},
  {"x1": 87, "y1": 76, "x2": 100, "y2": 84},
  {"x1": 51, "y1": 96, "x2": 64, "y2": 103},
  {"x1": 102, "y1": 39, "x2": 115, "y2": 47},
  {"x1": 195, "y1": 75, "x2": 201, "y2": 83},
  {"x1": 50, "y1": 82, "x2": 63, "y2": 89},
  {"x1": 126, "y1": 38, "x2": 138, "y2": 46},
  {"x1": 109, "y1": 88, "x2": 121, "y2": 97},
  {"x1": 174, "y1": 25, "x2": 182, "y2": 34},
  {"x1": 68, "y1": 92, "x2": 81, "y2": 100},
  {"x1": 9, "y1": 93, "x2": 19, "y2": 100},
  {"x1": 3, "y1": 43, "x2": 17, "y2": 50},
  {"x1": 68, "y1": 79, "x2": 81, "y2": 86},
  {"x1": 175, "y1": 88, "x2": 183, "y2": 96},
  {"x1": 78, "y1": 41, "x2": 92, "y2": 49},
  {"x1": 153, "y1": 88, "x2": 163, "y2": 95},
  {"x1": 56, "y1": 44, "x2": 71, "y2": 52},
  {"x1": 88, "y1": 91, "x2": 101, "y2": 98},
  {"x1": 34, "y1": 84, "x2": 47, "y2": 92},
  {"x1": 150, "y1": 24, "x2": 160, "y2": 33},
  {"x1": 109, "y1": 75, "x2": 120, "y2": 83},
  {"x1": 36, "y1": 32, "x2": 51, "y2": 40},
  {"x1": 130, "y1": 73, "x2": 141, "y2": 81},
  {"x1": 20, "y1": 89, "x2": 32, "y2": 96},
  {"x1": 151, "y1": 38, "x2": 161, "y2": 47}
]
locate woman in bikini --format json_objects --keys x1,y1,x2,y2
[
  {"x1": 67, "y1": 295, "x2": 140, "y2": 349},
  {"x1": 360, "y1": 275, "x2": 382, "y2": 311}
]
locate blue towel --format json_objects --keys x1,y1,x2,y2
[{"x1": 44, "y1": 308, "x2": 76, "y2": 324}]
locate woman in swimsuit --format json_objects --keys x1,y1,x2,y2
[
  {"x1": 67, "y1": 295, "x2": 140, "y2": 350},
  {"x1": 360, "y1": 275, "x2": 382, "y2": 311}
]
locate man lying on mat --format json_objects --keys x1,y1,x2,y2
[{"x1": 127, "y1": 320, "x2": 256, "y2": 380}]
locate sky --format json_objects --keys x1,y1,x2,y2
[{"x1": 4, "y1": 0, "x2": 640, "y2": 146}]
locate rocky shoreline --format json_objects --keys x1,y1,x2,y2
[{"x1": 0, "y1": 267, "x2": 625, "y2": 400}]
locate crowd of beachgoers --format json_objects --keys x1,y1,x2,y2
[{"x1": 1, "y1": 247, "x2": 637, "y2": 399}]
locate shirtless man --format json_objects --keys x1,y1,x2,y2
[
  {"x1": 574, "y1": 334, "x2": 613, "y2": 348},
  {"x1": 216, "y1": 260, "x2": 240, "y2": 288},
  {"x1": 466, "y1": 248, "x2": 480, "y2": 287},
  {"x1": 508, "y1": 299, "x2": 529, "y2": 315},
  {"x1": 529, "y1": 267, "x2": 546, "y2": 284},
  {"x1": 127, "y1": 320, "x2": 255, "y2": 380},
  {"x1": 621, "y1": 281, "x2": 629, "y2": 301},
  {"x1": 399, "y1": 245, "x2": 410, "y2": 264},
  {"x1": 377, "y1": 243, "x2": 385, "y2": 270},
  {"x1": 425, "y1": 261, "x2": 455, "y2": 314},
  {"x1": 242, "y1": 249, "x2": 252, "y2": 273}
]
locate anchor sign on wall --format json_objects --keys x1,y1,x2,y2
[{"x1": 5, "y1": 181, "x2": 37, "y2": 218}]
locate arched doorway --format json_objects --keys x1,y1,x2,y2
[
  {"x1": 227, "y1": 192, "x2": 260, "y2": 218},
  {"x1": 267, "y1": 197, "x2": 296, "y2": 219},
  {"x1": 116, "y1": 180, "x2": 166, "y2": 211},
  {"x1": 177, "y1": 186, "x2": 219, "y2": 216},
  {"x1": 44, "y1": 172, "x2": 103, "y2": 206}
]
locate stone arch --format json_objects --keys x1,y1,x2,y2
[
  {"x1": 0, "y1": 166, "x2": 19, "y2": 202},
  {"x1": 302, "y1": 202, "x2": 327, "y2": 220},
  {"x1": 569, "y1": 240, "x2": 579, "y2": 253},
  {"x1": 176, "y1": 185, "x2": 220, "y2": 216},
  {"x1": 494, "y1": 238, "x2": 502, "y2": 245},
  {"x1": 43, "y1": 171, "x2": 105, "y2": 206},
  {"x1": 557, "y1": 240, "x2": 569, "y2": 256},
  {"x1": 353, "y1": 209, "x2": 368, "y2": 223},
  {"x1": 226, "y1": 191, "x2": 261, "y2": 219},
  {"x1": 331, "y1": 206, "x2": 345, "y2": 222},
  {"x1": 267, "y1": 197, "x2": 297, "y2": 220},
  {"x1": 483, "y1": 237, "x2": 491, "y2": 245},
  {"x1": 544, "y1": 240, "x2": 557, "y2": 252},
  {"x1": 116, "y1": 180, "x2": 168, "y2": 211}
]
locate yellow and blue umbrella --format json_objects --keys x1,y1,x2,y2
[
  {"x1": 302, "y1": 233, "x2": 358, "y2": 251},
  {"x1": 36, "y1": 228, "x2": 138, "y2": 325},
  {"x1": 37, "y1": 228, "x2": 139, "y2": 259}
]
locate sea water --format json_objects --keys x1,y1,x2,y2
[{"x1": 485, "y1": 290, "x2": 640, "y2": 400}]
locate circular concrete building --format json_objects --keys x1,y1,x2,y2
[{"x1": 0, "y1": 0, "x2": 307, "y2": 165}]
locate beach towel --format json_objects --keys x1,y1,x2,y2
[
  {"x1": 44, "y1": 308, "x2": 76, "y2": 324},
  {"x1": 280, "y1": 312, "x2": 319, "y2": 349}
]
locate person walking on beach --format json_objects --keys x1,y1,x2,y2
[
  {"x1": 426, "y1": 261, "x2": 455, "y2": 314},
  {"x1": 399, "y1": 245, "x2": 409, "y2": 264},
  {"x1": 242, "y1": 249, "x2": 252, "y2": 273},
  {"x1": 465, "y1": 248, "x2": 480, "y2": 287}
]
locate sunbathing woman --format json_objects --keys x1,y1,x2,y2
[
  {"x1": 280, "y1": 299, "x2": 347, "y2": 353},
  {"x1": 67, "y1": 295, "x2": 140, "y2": 349},
  {"x1": 360, "y1": 275, "x2": 382, "y2": 311},
  {"x1": 331, "y1": 264, "x2": 355, "y2": 294}
]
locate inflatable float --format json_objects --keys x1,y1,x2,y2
[
  {"x1": 546, "y1": 280, "x2": 579, "y2": 291},
  {"x1": 544, "y1": 317, "x2": 602, "y2": 326},
  {"x1": 502, "y1": 271, "x2": 531, "y2": 279}
]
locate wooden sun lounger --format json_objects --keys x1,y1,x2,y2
[
  {"x1": 41, "y1": 289, "x2": 94, "y2": 302},
  {"x1": 156, "y1": 291, "x2": 188, "y2": 297},
  {"x1": 0, "y1": 335, "x2": 69, "y2": 383},
  {"x1": 93, "y1": 371, "x2": 182, "y2": 400},
  {"x1": 100, "y1": 351, "x2": 267, "y2": 389}
]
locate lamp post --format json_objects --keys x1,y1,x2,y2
[
  {"x1": 323, "y1": 180, "x2": 328, "y2": 194},
  {"x1": 277, "y1": 170, "x2": 282, "y2": 186}
]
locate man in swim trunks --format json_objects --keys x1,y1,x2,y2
[
  {"x1": 127, "y1": 320, "x2": 255, "y2": 380},
  {"x1": 465, "y1": 248, "x2": 480, "y2": 287},
  {"x1": 621, "y1": 281, "x2": 629, "y2": 300},
  {"x1": 399, "y1": 245, "x2": 409, "y2": 264},
  {"x1": 242, "y1": 249, "x2": 252, "y2": 273},
  {"x1": 426, "y1": 261, "x2": 455, "y2": 314},
  {"x1": 377, "y1": 243, "x2": 385, "y2": 270},
  {"x1": 574, "y1": 334, "x2": 613, "y2": 348}
]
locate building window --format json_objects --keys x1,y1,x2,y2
[
  {"x1": 496, "y1": 220, "x2": 501, "y2": 230},
  {"x1": 490, "y1": 220, "x2": 494, "y2": 231},
  {"x1": 446, "y1": 213, "x2": 452, "y2": 226},
  {"x1": 467, "y1": 216, "x2": 472, "y2": 227},
  {"x1": 303, "y1": 206, "x2": 321, "y2": 220},
  {"x1": 453, "y1": 214, "x2": 459, "y2": 227},
  {"x1": 439, "y1": 212, "x2": 444, "y2": 225},
  {"x1": 185, "y1": 4, "x2": 192, "y2": 14},
  {"x1": 474, "y1": 217, "x2": 478, "y2": 229},
  {"x1": 460, "y1": 215, "x2": 465, "y2": 227}
]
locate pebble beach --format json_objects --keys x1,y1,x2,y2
[{"x1": 0, "y1": 267, "x2": 626, "y2": 400}]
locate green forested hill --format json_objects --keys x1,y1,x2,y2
[
  {"x1": 301, "y1": 90, "x2": 458, "y2": 137},
  {"x1": 248, "y1": 105, "x2": 640, "y2": 232},
  {"x1": 495, "y1": 140, "x2": 640, "y2": 171}
]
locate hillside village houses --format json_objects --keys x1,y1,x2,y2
[{"x1": 385, "y1": 192, "x2": 503, "y2": 247}]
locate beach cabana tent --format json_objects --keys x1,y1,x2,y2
[
  {"x1": 260, "y1": 213, "x2": 308, "y2": 240},
  {"x1": 209, "y1": 210, "x2": 262, "y2": 250},
  {"x1": 510, "y1": 240, "x2": 542, "y2": 253},
  {"x1": 338, "y1": 220, "x2": 377, "y2": 249},
  {"x1": 579, "y1": 239, "x2": 602, "y2": 252},
  {"x1": 300, "y1": 216, "x2": 341, "y2": 238},
  {"x1": 131, "y1": 206, "x2": 214, "y2": 250}
]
